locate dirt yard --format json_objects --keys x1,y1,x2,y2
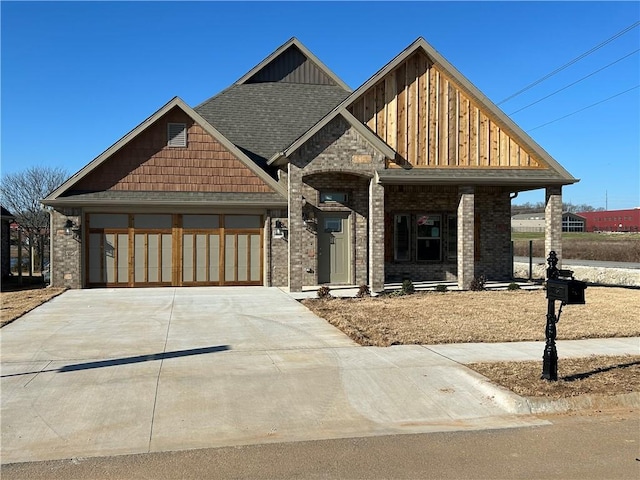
[
  {"x1": 303, "y1": 287, "x2": 639, "y2": 399},
  {"x1": 302, "y1": 287, "x2": 639, "y2": 346},
  {"x1": 0, "y1": 287, "x2": 66, "y2": 326}
]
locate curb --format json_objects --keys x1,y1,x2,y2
[
  {"x1": 459, "y1": 366, "x2": 639, "y2": 415},
  {"x1": 524, "y1": 391, "x2": 640, "y2": 414}
]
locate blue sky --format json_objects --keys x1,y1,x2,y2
[{"x1": 2, "y1": 1, "x2": 639, "y2": 210}]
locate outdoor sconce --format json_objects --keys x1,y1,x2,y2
[
  {"x1": 64, "y1": 219, "x2": 81, "y2": 239},
  {"x1": 273, "y1": 220, "x2": 287, "y2": 239}
]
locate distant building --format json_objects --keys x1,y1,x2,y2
[
  {"x1": 577, "y1": 208, "x2": 640, "y2": 232},
  {"x1": 511, "y1": 212, "x2": 585, "y2": 233}
]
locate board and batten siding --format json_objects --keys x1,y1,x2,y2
[
  {"x1": 349, "y1": 51, "x2": 543, "y2": 169},
  {"x1": 73, "y1": 107, "x2": 275, "y2": 193}
]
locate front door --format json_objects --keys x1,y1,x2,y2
[{"x1": 318, "y1": 212, "x2": 350, "y2": 284}]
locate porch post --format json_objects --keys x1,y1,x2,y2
[
  {"x1": 369, "y1": 177, "x2": 385, "y2": 292},
  {"x1": 457, "y1": 186, "x2": 475, "y2": 290},
  {"x1": 545, "y1": 186, "x2": 563, "y2": 266},
  {"x1": 288, "y1": 163, "x2": 303, "y2": 292}
]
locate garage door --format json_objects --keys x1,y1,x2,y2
[{"x1": 86, "y1": 213, "x2": 263, "y2": 287}]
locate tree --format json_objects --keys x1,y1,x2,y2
[{"x1": 0, "y1": 166, "x2": 68, "y2": 274}]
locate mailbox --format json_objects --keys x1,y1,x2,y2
[{"x1": 546, "y1": 278, "x2": 587, "y2": 305}]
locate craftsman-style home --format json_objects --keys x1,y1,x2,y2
[{"x1": 43, "y1": 37, "x2": 577, "y2": 291}]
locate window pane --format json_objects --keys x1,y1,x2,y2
[
  {"x1": 394, "y1": 214, "x2": 410, "y2": 261},
  {"x1": 417, "y1": 215, "x2": 441, "y2": 238},
  {"x1": 134, "y1": 214, "x2": 171, "y2": 229},
  {"x1": 320, "y1": 192, "x2": 348, "y2": 203},
  {"x1": 89, "y1": 214, "x2": 128, "y2": 229},
  {"x1": 417, "y1": 239, "x2": 441, "y2": 261},
  {"x1": 225, "y1": 215, "x2": 261, "y2": 229},
  {"x1": 183, "y1": 215, "x2": 219, "y2": 229}
]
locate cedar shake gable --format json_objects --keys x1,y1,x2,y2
[{"x1": 44, "y1": 97, "x2": 286, "y2": 205}]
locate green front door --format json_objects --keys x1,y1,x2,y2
[{"x1": 318, "y1": 212, "x2": 350, "y2": 284}]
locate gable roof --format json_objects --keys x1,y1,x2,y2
[
  {"x1": 195, "y1": 38, "x2": 351, "y2": 168},
  {"x1": 271, "y1": 37, "x2": 578, "y2": 186},
  {"x1": 196, "y1": 83, "x2": 349, "y2": 167},
  {"x1": 234, "y1": 37, "x2": 351, "y2": 90},
  {"x1": 43, "y1": 97, "x2": 287, "y2": 205}
]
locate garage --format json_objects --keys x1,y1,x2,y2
[{"x1": 86, "y1": 213, "x2": 263, "y2": 287}]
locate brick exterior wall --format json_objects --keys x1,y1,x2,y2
[
  {"x1": 545, "y1": 186, "x2": 563, "y2": 267},
  {"x1": 457, "y1": 187, "x2": 475, "y2": 289},
  {"x1": 267, "y1": 209, "x2": 289, "y2": 287},
  {"x1": 51, "y1": 209, "x2": 82, "y2": 289},
  {"x1": 384, "y1": 185, "x2": 513, "y2": 285},
  {"x1": 287, "y1": 116, "x2": 386, "y2": 291},
  {"x1": 73, "y1": 107, "x2": 274, "y2": 193}
]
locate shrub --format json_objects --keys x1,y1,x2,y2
[
  {"x1": 401, "y1": 279, "x2": 415, "y2": 295},
  {"x1": 435, "y1": 284, "x2": 448, "y2": 293},
  {"x1": 469, "y1": 275, "x2": 486, "y2": 291},
  {"x1": 507, "y1": 282, "x2": 521, "y2": 290},
  {"x1": 317, "y1": 286, "x2": 332, "y2": 299},
  {"x1": 356, "y1": 284, "x2": 370, "y2": 298}
]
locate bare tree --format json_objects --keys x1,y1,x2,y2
[{"x1": 0, "y1": 166, "x2": 68, "y2": 274}]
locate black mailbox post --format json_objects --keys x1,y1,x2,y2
[{"x1": 542, "y1": 251, "x2": 587, "y2": 381}]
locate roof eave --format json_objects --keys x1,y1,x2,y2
[
  {"x1": 377, "y1": 172, "x2": 579, "y2": 187},
  {"x1": 42, "y1": 198, "x2": 288, "y2": 208}
]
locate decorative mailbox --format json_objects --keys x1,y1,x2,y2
[{"x1": 546, "y1": 278, "x2": 587, "y2": 305}]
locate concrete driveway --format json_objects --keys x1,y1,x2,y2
[{"x1": 1, "y1": 287, "x2": 545, "y2": 464}]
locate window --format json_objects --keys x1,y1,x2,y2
[
  {"x1": 324, "y1": 218, "x2": 342, "y2": 233},
  {"x1": 320, "y1": 192, "x2": 348, "y2": 203},
  {"x1": 394, "y1": 214, "x2": 410, "y2": 261},
  {"x1": 416, "y1": 214, "x2": 441, "y2": 261},
  {"x1": 167, "y1": 123, "x2": 187, "y2": 147},
  {"x1": 447, "y1": 215, "x2": 457, "y2": 260}
]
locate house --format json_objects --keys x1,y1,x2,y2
[
  {"x1": 42, "y1": 37, "x2": 578, "y2": 291},
  {"x1": 1, "y1": 206, "x2": 15, "y2": 280},
  {"x1": 511, "y1": 212, "x2": 585, "y2": 233},
  {"x1": 577, "y1": 208, "x2": 640, "y2": 232}
]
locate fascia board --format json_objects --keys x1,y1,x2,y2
[
  {"x1": 234, "y1": 38, "x2": 351, "y2": 91},
  {"x1": 44, "y1": 198, "x2": 288, "y2": 208},
  {"x1": 377, "y1": 173, "x2": 578, "y2": 186},
  {"x1": 339, "y1": 108, "x2": 396, "y2": 159},
  {"x1": 335, "y1": 37, "x2": 577, "y2": 183},
  {"x1": 43, "y1": 97, "x2": 185, "y2": 202},
  {"x1": 182, "y1": 102, "x2": 288, "y2": 197},
  {"x1": 414, "y1": 38, "x2": 577, "y2": 182},
  {"x1": 43, "y1": 97, "x2": 287, "y2": 203}
]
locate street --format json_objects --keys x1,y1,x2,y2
[{"x1": 3, "y1": 409, "x2": 638, "y2": 480}]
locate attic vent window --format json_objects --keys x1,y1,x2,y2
[{"x1": 168, "y1": 123, "x2": 187, "y2": 147}]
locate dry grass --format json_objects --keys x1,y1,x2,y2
[
  {"x1": 513, "y1": 232, "x2": 640, "y2": 263},
  {"x1": 0, "y1": 287, "x2": 66, "y2": 327},
  {"x1": 304, "y1": 287, "x2": 640, "y2": 399},
  {"x1": 302, "y1": 287, "x2": 639, "y2": 346},
  {"x1": 470, "y1": 355, "x2": 640, "y2": 398}
]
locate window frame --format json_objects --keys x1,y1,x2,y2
[
  {"x1": 394, "y1": 213, "x2": 411, "y2": 262},
  {"x1": 415, "y1": 214, "x2": 442, "y2": 262}
]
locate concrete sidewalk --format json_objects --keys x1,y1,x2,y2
[{"x1": 1, "y1": 288, "x2": 638, "y2": 464}]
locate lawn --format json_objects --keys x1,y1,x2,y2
[{"x1": 303, "y1": 287, "x2": 640, "y2": 400}]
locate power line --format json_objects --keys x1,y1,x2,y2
[
  {"x1": 527, "y1": 85, "x2": 640, "y2": 132},
  {"x1": 497, "y1": 21, "x2": 640, "y2": 105},
  {"x1": 509, "y1": 49, "x2": 640, "y2": 116}
]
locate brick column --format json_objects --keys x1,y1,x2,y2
[
  {"x1": 288, "y1": 163, "x2": 303, "y2": 292},
  {"x1": 51, "y1": 208, "x2": 82, "y2": 289},
  {"x1": 457, "y1": 187, "x2": 475, "y2": 290},
  {"x1": 369, "y1": 177, "x2": 385, "y2": 292},
  {"x1": 545, "y1": 186, "x2": 563, "y2": 267}
]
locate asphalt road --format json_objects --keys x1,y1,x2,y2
[
  {"x1": 514, "y1": 257, "x2": 640, "y2": 270},
  {"x1": 3, "y1": 410, "x2": 638, "y2": 480}
]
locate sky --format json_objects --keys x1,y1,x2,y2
[{"x1": 1, "y1": 1, "x2": 639, "y2": 210}]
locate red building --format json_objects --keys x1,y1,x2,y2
[{"x1": 577, "y1": 208, "x2": 640, "y2": 232}]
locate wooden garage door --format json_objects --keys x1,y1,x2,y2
[{"x1": 86, "y1": 213, "x2": 263, "y2": 287}]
